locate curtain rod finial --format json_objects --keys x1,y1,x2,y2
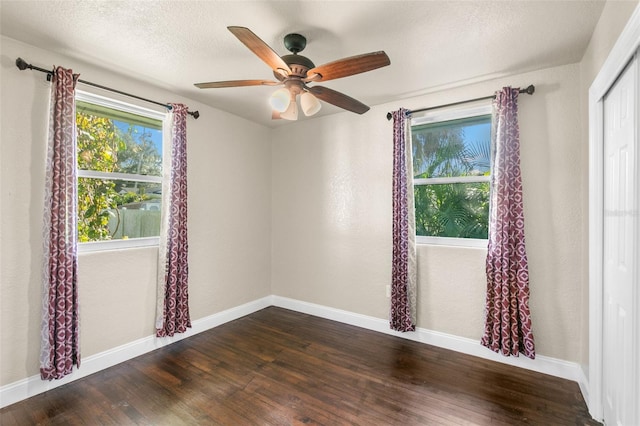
[
  {"x1": 15, "y1": 57, "x2": 29, "y2": 71},
  {"x1": 190, "y1": 110, "x2": 200, "y2": 119},
  {"x1": 386, "y1": 112, "x2": 392, "y2": 121},
  {"x1": 524, "y1": 85, "x2": 535, "y2": 95}
]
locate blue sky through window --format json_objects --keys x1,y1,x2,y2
[{"x1": 114, "y1": 120, "x2": 162, "y2": 158}]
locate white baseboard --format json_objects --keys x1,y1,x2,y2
[
  {"x1": 271, "y1": 296, "x2": 590, "y2": 394},
  {"x1": 1, "y1": 295, "x2": 590, "y2": 410},
  {"x1": 0, "y1": 297, "x2": 272, "y2": 409},
  {"x1": 577, "y1": 364, "x2": 590, "y2": 409}
]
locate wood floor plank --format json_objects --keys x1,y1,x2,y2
[{"x1": 0, "y1": 307, "x2": 599, "y2": 425}]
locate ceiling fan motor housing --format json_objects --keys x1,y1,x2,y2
[{"x1": 281, "y1": 54, "x2": 315, "y2": 75}]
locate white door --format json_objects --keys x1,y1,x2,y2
[{"x1": 602, "y1": 54, "x2": 638, "y2": 426}]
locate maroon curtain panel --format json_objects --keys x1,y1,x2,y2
[
  {"x1": 156, "y1": 103, "x2": 191, "y2": 337},
  {"x1": 40, "y1": 66, "x2": 81, "y2": 380},
  {"x1": 390, "y1": 108, "x2": 416, "y2": 332},
  {"x1": 481, "y1": 87, "x2": 535, "y2": 359}
]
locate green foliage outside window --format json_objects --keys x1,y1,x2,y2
[
  {"x1": 414, "y1": 182, "x2": 489, "y2": 239},
  {"x1": 412, "y1": 115, "x2": 491, "y2": 239}
]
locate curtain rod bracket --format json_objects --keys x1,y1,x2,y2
[{"x1": 16, "y1": 57, "x2": 200, "y2": 119}]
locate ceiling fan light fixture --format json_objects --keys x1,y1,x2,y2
[
  {"x1": 280, "y1": 99, "x2": 299, "y2": 121},
  {"x1": 301, "y1": 92, "x2": 321, "y2": 116},
  {"x1": 269, "y1": 88, "x2": 291, "y2": 112},
  {"x1": 195, "y1": 27, "x2": 389, "y2": 120}
]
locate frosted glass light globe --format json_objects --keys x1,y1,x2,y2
[
  {"x1": 301, "y1": 92, "x2": 321, "y2": 116},
  {"x1": 269, "y1": 88, "x2": 291, "y2": 112}
]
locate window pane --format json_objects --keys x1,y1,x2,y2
[
  {"x1": 414, "y1": 182, "x2": 489, "y2": 239},
  {"x1": 76, "y1": 97, "x2": 163, "y2": 246},
  {"x1": 412, "y1": 115, "x2": 491, "y2": 179},
  {"x1": 76, "y1": 103, "x2": 163, "y2": 177},
  {"x1": 78, "y1": 178, "x2": 161, "y2": 242}
]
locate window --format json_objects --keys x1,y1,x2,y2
[
  {"x1": 75, "y1": 91, "x2": 165, "y2": 251},
  {"x1": 411, "y1": 104, "x2": 492, "y2": 247}
]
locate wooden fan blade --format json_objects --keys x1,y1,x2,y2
[
  {"x1": 228, "y1": 26, "x2": 292, "y2": 75},
  {"x1": 306, "y1": 51, "x2": 390, "y2": 82},
  {"x1": 195, "y1": 80, "x2": 281, "y2": 89},
  {"x1": 308, "y1": 86, "x2": 370, "y2": 114}
]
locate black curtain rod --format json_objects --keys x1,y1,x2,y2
[
  {"x1": 386, "y1": 85, "x2": 535, "y2": 121},
  {"x1": 16, "y1": 57, "x2": 200, "y2": 119}
]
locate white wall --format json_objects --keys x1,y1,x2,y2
[
  {"x1": 0, "y1": 36, "x2": 272, "y2": 386},
  {"x1": 272, "y1": 63, "x2": 585, "y2": 361}
]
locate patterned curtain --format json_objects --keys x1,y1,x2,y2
[
  {"x1": 40, "y1": 66, "x2": 81, "y2": 380},
  {"x1": 156, "y1": 103, "x2": 191, "y2": 337},
  {"x1": 390, "y1": 108, "x2": 417, "y2": 332},
  {"x1": 481, "y1": 87, "x2": 535, "y2": 359}
]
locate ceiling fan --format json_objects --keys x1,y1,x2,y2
[{"x1": 194, "y1": 26, "x2": 391, "y2": 120}]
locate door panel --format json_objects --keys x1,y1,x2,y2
[{"x1": 602, "y1": 55, "x2": 637, "y2": 426}]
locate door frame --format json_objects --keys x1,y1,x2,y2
[{"x1": 588, "y1": 5, "x2": 640, "y2": 421}]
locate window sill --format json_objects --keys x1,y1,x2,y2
[
  {"x1": 416, "y1": 236, "x2": 488, "y2": 249},
  {"x1": 78, "y1": 237, "x2": 159, "y2": 253}
]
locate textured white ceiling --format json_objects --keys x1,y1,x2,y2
[{"x1": 1, "y1": 1, "x2": 606, "y2": 127}]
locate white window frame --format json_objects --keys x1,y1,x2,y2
[
  {"x1": 411, "y1": 103, "x2": 492, "y2": 248},
  {"x1": 75, "y1": 90, "x2": 166, "y2": 252}
]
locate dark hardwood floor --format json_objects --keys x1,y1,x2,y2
[{"x1": 1, "y1": 307, "x2": 599, "y2": 425}]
